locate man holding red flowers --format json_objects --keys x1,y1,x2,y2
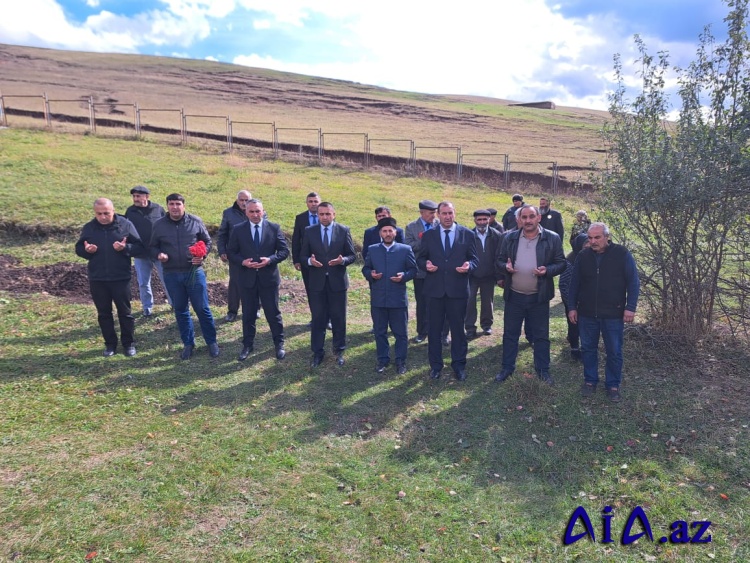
[{"x1": 149, "y1": 193, "x2": 219, "y2": 360}]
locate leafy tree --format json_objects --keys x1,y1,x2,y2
[{"x1": 600, "y1": 0, "x2": 750, "y2": 340}]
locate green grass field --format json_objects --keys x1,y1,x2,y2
[{"x1": 1, "y1": 128, "x2": 748, "y2": 562}]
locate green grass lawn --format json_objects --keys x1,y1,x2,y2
[{"x1": 1, "y1": 128, "x2": 748, "y2": 562}]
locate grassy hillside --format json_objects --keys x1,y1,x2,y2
[
  {"x1": 0, "y1": 43, "x2": 608, "y2": 177},
  {"x1": 1, "y1": 127, "x2": 748, "y2": 561}
]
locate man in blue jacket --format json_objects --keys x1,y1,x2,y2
[
  {"x1": 76, "y1": 198, "x2": 144, "y2": 357},
  {"x1": 362, "y1": 217, "x2": 417, "y2": 375},
  {"x1": 495, "y1": 204, "x2": 566, "y2": 385},
  {"x1": 417, "y1": 201, "x2": 478, "y2": 381}
]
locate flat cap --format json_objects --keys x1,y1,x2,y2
[
  {"x1": 130, "y1": 185, "x2": 150, "y2": 195},
  {"x1": 473, "y1": 209, "x2": 491, "y2": 217},
  {"x1": 487, "y1": 207, "x2": 498, "y2": 215},
  {"x1": 512, "y1": 193, "x2": 524, "y2": 202},
  {"x1": 418, "y1": 199, "x2": 438, "y2": 210}
]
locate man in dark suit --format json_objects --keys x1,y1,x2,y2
[
  {"x1": 362, "y1": 217, "x2": 418, "y2": 375},
  {"x1": 539, "y1": 196, "x2": 565, "y2": 249},
  {"x1": 292, "y1": 192, "x2": 322, "y2": 326},
  {"x1": 465, "y1": 209, "x2": 503, "y2": 339},
  {"x1": 417, "y1": 201, "x2": 478, "y2": 381},
  {"x1": 300, "y1": 201, "x2": 357, "y2": 367},
  {"x1": 228, "y1": 199, "x2": 289, "y2": 361},
  {"x1": 404, "y1": 200, "x2": 438, "y2": 342},
  {"x1": 362, "y1": 206, "x2": 405, "y2": 260}
]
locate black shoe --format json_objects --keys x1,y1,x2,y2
[
  {"x1": 103, "y1": 346, "x2": 116, "y2": 357},
  {"x1": 429, "y1": 368, "x2": 442, "y2": 380},
  {"x1": 123, "y1": 346, "x2": 136, "y2": 357},
  {"x1": 538, "y1": 371, "x2": 554, "y2": 385},
  {"x1": 238, "y1": 346, "x2": 253, "y2": 361},
  {"x1": 570, "y1": 348, "x2": 582, "y2": 361},
  {"x1": 441, "y1": 336, "x2": 450, "y2": 347},
  {"x1": 143, "y1": 310, "x2": 152, "y2": 318},
  {"x1": 369, "y1": 328, "x2": 376, "y2": 336},
  {"x1": 305, "y1": 321, "x2": 313, "y2": 330},
  {"x1": 453, "y1": 369, "x2": 467, "y2": 381},
  {"x1": 606, "y1": 387, "x2": 622, "y2": 402},
  {"x1": 396, "y1": 363, "x2": 407, "y2": 375},
  {"x1": 208, "y1": 342, "x2": 220, "y2": 358},
  {"x1": 494, "y1": 370, "x2": 512, "y2": 383},
  {"x1": 225, "y1": 312, "x2": 237, "y2": 322},
  {"x1": 310, "y1": 355, "x2": 324, "y2": 368},
  {"x1": 483, "y1": 328, "x2": 493, "y2": 336},
  {"x1": 465, "y1": 330, "x2": 477, "y2": 340},
  {"x1": 275, "y1": 346, "x2": 286, "y2": 360},
  {"x1": 336, "y1": 354, "x2": 345, "y2": 366},
  {"x1": 413, "y1": 334, "x2": 427, "y2": 343},
  {"x1": 581, "y1": 382, "x2": 597, "y2": 397},
  {"x1": 376, "y1": 363, "x2": 388, "y2": 374},
  {"x1": 180, "y1": 345, "x2": 194, "y2": 360}
]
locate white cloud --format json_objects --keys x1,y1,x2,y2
[
  {"x1": 86, "y1": 0, "x2": 100, "y2": 7},
  {"x1": 252, "y1": 19, "x2": 271, "y2": 30}
]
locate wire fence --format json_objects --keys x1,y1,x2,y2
[{"x1": 0, "y1": 90, "x2": 585, "y2": 195}]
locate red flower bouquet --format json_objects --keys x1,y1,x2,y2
[{"x1": 188, "y1": 240, "x2": 208, "y2": 286}]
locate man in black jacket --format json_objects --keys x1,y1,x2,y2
[
  {"x1": 567, "y1": 223, "x2": 640, "y2": 402},
  {"x1": 495, "y1": 205, "x2": 566, "y2": 384},
  {"x1": 227, "y1": 199, "x2": 289, "y2": 361},
  {"x1": 217, "y1": 190, "x2": 252, "y2": 322},
  {"x1": 76, "y1": 198, "x2": 144, "y2": 357},
  {"x1": 501, "y1": 194, "x2": 524, "y2": 231},
  {"x1": 292, "y1": 192, "x2": 322, "y2": 327},
  {"x1": 125, "y1": 185, "x2": 171, "y2": 317},
  {"x1": 465, "y1": 209, "x2": 503, "y2": 339},
  {"x1": 538, "y1": 196, "x2": 565, "y2": 249},
  {"x1": 150, "y1": 193, "x2": 219, "y2": 360}
]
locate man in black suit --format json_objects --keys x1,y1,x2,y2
[
  {"x1": 539, "y1": 196, "x2": 565, "y2": 249},
  {"x1": 465, "y1": 209, "x2": 503, "y2": 339},
  {"x1": 417, "y1": 201, "x2": 478, "y2": 381},
  {"x1": 300, "y1": 202, "x2": 357, "y2": 367},
  {"x1": 362, "y1": 206, "x2": 405, "y2": 261},
  {"x1": 227, "y1": 199, "x2": 290, "y2": 361},
  {"x1": 292, "y1": 192, "x2": 321, "y2": 325}
]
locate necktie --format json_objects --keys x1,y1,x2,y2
[
  {"x1": 444, "y1": 229, "x2": 451, "y2": 254},
  {"x1": 425, "y1": 222, "x2": 431, "y2": 231},
  {"x1": 323, "y1": 226, "x2": 330, "y2": 250},
  {"x1": 312, "y1": 214, "x2": 318, "y2": 225},
  {"x1": 253, "y1": 224, "x2": 260, "y2": 249}
]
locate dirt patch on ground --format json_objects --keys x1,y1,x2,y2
[{"x1": 0, "y1": 254, "x2": 306, "y2": 310}]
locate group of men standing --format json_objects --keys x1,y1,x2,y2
[{"x1": 77, "y1": 187, "x2": 639, "y2": 401}]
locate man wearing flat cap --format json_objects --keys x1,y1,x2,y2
[
  {"x1": 362, "y1": 217, "x2": 418, "y2": 375},
  {"x1": 125, "y1": 185, "x2": 172, "y2": 317},
  {"x1": 465, "y1": 209, "x2": 504, "y2": 339},
  {"x1": 405, "y1": 200, "x2": 439, "y2": 343},
  {"x1": 487, "y1": 208, "x2": 504, "y2": 234},
  {"x1": 502, "y1": 194, "x2": 525, "y2": 232}
]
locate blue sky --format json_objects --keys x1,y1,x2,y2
[{"x1": 0, "y1": 0, "x2": 733, "y2": 110}]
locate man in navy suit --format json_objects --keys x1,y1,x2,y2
[
  {"x1": 417, "y1": 202, "x2": 478, "y2": 381},
  {"x1": 300, "y1": 202, "x2": 357, "y2": 367},
  {"x1": 292, "y1": 192, "x2": 322, "y2": 326},
  {"x1": 362, "y1": 206, "x2": 405, "y2": 260},
  {"x1": 227, "y1": 199, "x2": 290, "y2": 361},
  {"x1": 362, "y1": 217, "x2": 417, "y2": 375}
]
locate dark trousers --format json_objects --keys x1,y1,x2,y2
[
  {"x1": 240, "y1": 284, "x2": 284, "y2": 348},
  {"x1": 227, "y1": 262, "x2": 242, "y2": 315},
  {"x1": 89, "y1": 279, "x2": 134, "y2": 348},
  {"x1": 465, "y1": 277, "x2": 496, "y2": 332},
  {"x1": 501, "y1": 291, "x2": 550, "y2": 374},
  {"x1": 309, "y1": 277, "x2": 347, "y2": 357},
  {"x1": 564, "y1": 302, "x2": 580, "y2": 349},
  {"x1": 427, "y1": 296, "x2": 468, "y2": 372},
  {"x1": 413, "y1": 277, "x2": 428, "y2": 337},
  {"x1": 373, "y1": 306, "x2": 408, "y2": 365}
]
